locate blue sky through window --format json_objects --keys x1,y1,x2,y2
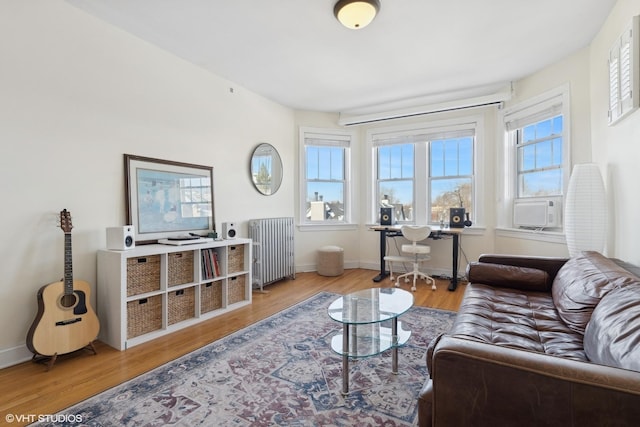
[
  {"x1": 377, "y1": 137, "x2": 474, "y2": 210},
  {"x1": 518, "y1": 115, "x2": 563, "y2": 197}
]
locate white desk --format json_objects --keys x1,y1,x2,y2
[{"x1": 370, "y1": 225, "x2": 464, "y2": 291}]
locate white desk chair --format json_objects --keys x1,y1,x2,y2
[{"x1": 395, "y1": 225, "x2": 436, "y2": 291}]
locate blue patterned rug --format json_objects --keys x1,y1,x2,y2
[{"x1": 36, "y1": 292, "x2": 456, "y2": 426}]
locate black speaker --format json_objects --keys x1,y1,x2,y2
[
  {"x1": 450, "y1": 208, "x2": 465, "y2": 228},
  {"x1": 380, "y1": 207, "x2": 393, "y2": 225}
]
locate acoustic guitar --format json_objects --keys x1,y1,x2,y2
[{"x1": 26, "y1": 209, "x2": 100, "y2": 360}]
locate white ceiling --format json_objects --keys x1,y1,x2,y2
[{"x1": 65, "y1": 0, "x2": 616, "y2": 114}]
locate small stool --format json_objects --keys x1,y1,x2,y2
[{"x1": 317, "y1": 246, "x2": 344, "y2": 276}]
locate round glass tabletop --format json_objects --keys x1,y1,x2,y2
[{"x1": 327, "y1": 287, "x2": 414, "y2": 325}]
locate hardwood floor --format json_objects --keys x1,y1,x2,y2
[{"x1": 0, "y1": 268, "x2": 465, "y2": 426}]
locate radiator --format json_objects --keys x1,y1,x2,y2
[{"x1": 248, "y1": 217, "x2": 295, "y2": 291}]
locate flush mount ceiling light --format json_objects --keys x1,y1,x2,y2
[{"x1": 334, "y1": 0, "x2": 380, "y2": 30}]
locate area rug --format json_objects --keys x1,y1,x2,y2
[{"x1": 36, "y1": 292, "x2": 456, "y2": 427}]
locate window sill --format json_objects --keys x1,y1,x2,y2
[
  {"x1": 495, "y1": 227, "x2": 566, "y2": 244},
  {"x1": 298, "y1": 223, "x2": 359, "y2": 232}
]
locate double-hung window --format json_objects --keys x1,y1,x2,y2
[
  {"x1": 430, "y1": 135, "x2": 474, "y2": 223},
  {"x1": 300, "y1": 128, "x2": 352, "y2": 226},
  {"x1": 377, "y1": 143, "x2": 415, "y2": 221},
  {"x1": 370, "y1": 120, "x2": 477, "y2": 225},
  {"x1": 503, "y1": 86, "x2": 569, "y2": 229},
  {"x1": 515, "y1": 115, "x2": 563, "y2": 198}
]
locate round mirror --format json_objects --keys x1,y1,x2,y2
[{"x1": 250, "y1": 143, "x2": 283, "y2": 195}]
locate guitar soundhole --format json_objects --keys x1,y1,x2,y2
[{"x1": 60, "y1": 293, "x2": 77, "y2": 308}]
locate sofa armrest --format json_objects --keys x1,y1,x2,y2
[
  {"x1": 466, "y1": 262, "x2": 552, "y2": 291},
  {"x1": 429, "y1": 335, "x2": 640, "y2": 427},
  {"x1": 478, "y1": 254, "x2": 568, "y2": 280}
]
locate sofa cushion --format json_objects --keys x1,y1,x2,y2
[
  {"x1": 584, "y1": 285, "x2": 640, "y2": 372},
  {"x1": 552, "y1": 251, "x2": 640, "y2": 334},
  {"x1": 467, "y1": 262, "x2": 551, "y2": 292},
  {"x1": 451, "y1": 283, "x2": 587, "y2": 361}
]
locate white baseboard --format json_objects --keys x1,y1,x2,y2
[
  {"x1": 295, "y1": 262, "x2": 462, "y2": 280},
  {"x1": 0, "y1": 344, "x2": 32, "y2": 369},
  {"x1": 295, "y1": 261, "x2": 368, "y2": 273}
]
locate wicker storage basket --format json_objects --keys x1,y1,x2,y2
[
  {"x1": 168, "y1": 251, "x2": 194, "y2": 287},
  {"x1": 127, "y1": 295, "x2": 163, "y2": 339},
  {"x1": 228, "y1": 275, "x2": 246, "y2": 305},
  {"x1": 127, "y1": 255, "x2": 161, "y2": 297},
  {"x1": 227, "y1": 245, "x2": 245, "y2": 274},
  {"x1": 201, "y1": 282, "x2": 223, "y2": 314},
  {"x1": 168, "y1": 287, "x2": 195, "y2": 325}
]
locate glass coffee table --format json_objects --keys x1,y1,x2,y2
[{"x1": 327, "y1": 287, "x2": 414, "y2": 395}]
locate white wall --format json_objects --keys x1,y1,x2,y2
[
  {"x1": 590, "y1": 0, "x2": 640, "y2": 265},
  {"x1": 0, "y1": 1, "x2": 295, "y2": 367}
]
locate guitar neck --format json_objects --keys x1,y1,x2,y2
[{"x1": 64, "y1": 232, "x2": 73, "y2": 295}]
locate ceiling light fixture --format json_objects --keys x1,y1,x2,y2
[{"x1": 334, "y1": 0, "x2": 380, "y2": 30}]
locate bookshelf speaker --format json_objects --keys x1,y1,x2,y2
[
  {"x1": 221, "y1": 222, "x2": 237, "y2": 239},
  {"x1": 449, "y1": 208, "x2": 465, "y2": 228},
  {"x1": 380, "y1": 207, "x2": 393, "y2": 225},
  {"x1": 106, "y1": 226, "x2": 135, "y2": 250}
]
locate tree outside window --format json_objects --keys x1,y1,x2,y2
[{"x1": 430, "y1": 137, "x2": 474, "y2": 223}]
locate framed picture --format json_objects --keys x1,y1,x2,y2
[{"x1": 124, "y1": 154, "x2": 215, "y2": 243}]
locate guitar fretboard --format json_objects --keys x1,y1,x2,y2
[{"x1": 64, "y1": 232, "x2": 73, "y2": 296}]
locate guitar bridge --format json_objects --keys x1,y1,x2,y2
[{"x1": 55, "y1": 318, "x2": 82, "y2": 326}]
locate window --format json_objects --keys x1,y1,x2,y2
[
  {"x1": 370, "y1": 120, "x2": 477, "y2": 225},
  {"x1": 300, "y1": 128, "x2": 352, "y2": 226},
  {"x1": 516, "y1": 115, "x2": 563, "y2": 198},
  {"x1": 502, "y1": 86, "x2": 570, "y2": 229},
  {"x1": 377, "y1": 143, "x2": 414, "y2": 221},
  {"x1": 430, "y1": 136, "x2": 474, "y2": 223}
]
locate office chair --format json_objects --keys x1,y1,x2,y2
[{"x1": 394, "y1": 225, "x2": 436, "y2": 291}]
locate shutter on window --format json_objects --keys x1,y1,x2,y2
[{"x1": 609, "y1": 16, "x2": 639, "y2": 125}]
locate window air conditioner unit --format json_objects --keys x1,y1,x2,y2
[{"x1": 513, "y1": 199, "x2": 561, "y2": 228}]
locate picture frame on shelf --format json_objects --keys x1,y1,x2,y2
[{"x1": 124, "y1": 154, "x2": 215, "y2": 244}]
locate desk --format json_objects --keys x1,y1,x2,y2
[{"x1": 370, "y1": 225, "x2": 463, "y2": 291}]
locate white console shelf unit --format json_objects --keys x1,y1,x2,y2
[{"x1": 97, "y1": 238, "x2": 252, "y2": 350}]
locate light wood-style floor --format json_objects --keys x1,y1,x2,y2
[{"x1": 0, "y1": 268, "x2": 465, "y2": 426}]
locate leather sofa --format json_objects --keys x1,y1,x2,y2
[{"x1": 418, "y1": 251, "x2": 640, "y2": 427}]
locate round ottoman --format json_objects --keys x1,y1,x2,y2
[{"x1": 317, "y1": 246, "x2": 344, "y2": 276}]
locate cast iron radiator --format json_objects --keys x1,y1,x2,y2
[{"x1": 248, "y1": 217, "x2": 295, "y2": 291}]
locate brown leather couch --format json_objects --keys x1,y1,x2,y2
[{"x1": 418, "y1": 251, "x2": 640, "y2": 427}]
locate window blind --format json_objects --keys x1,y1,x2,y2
[
  {"x1": 372, "y1": 124, "x2": 476, "y2": 147},
  {"x1": 503, "y1": 96, "x2": 563, "y2": 131},
  {"x1": 304, "y1": 132, "x2": 350, "y2": 147}
]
